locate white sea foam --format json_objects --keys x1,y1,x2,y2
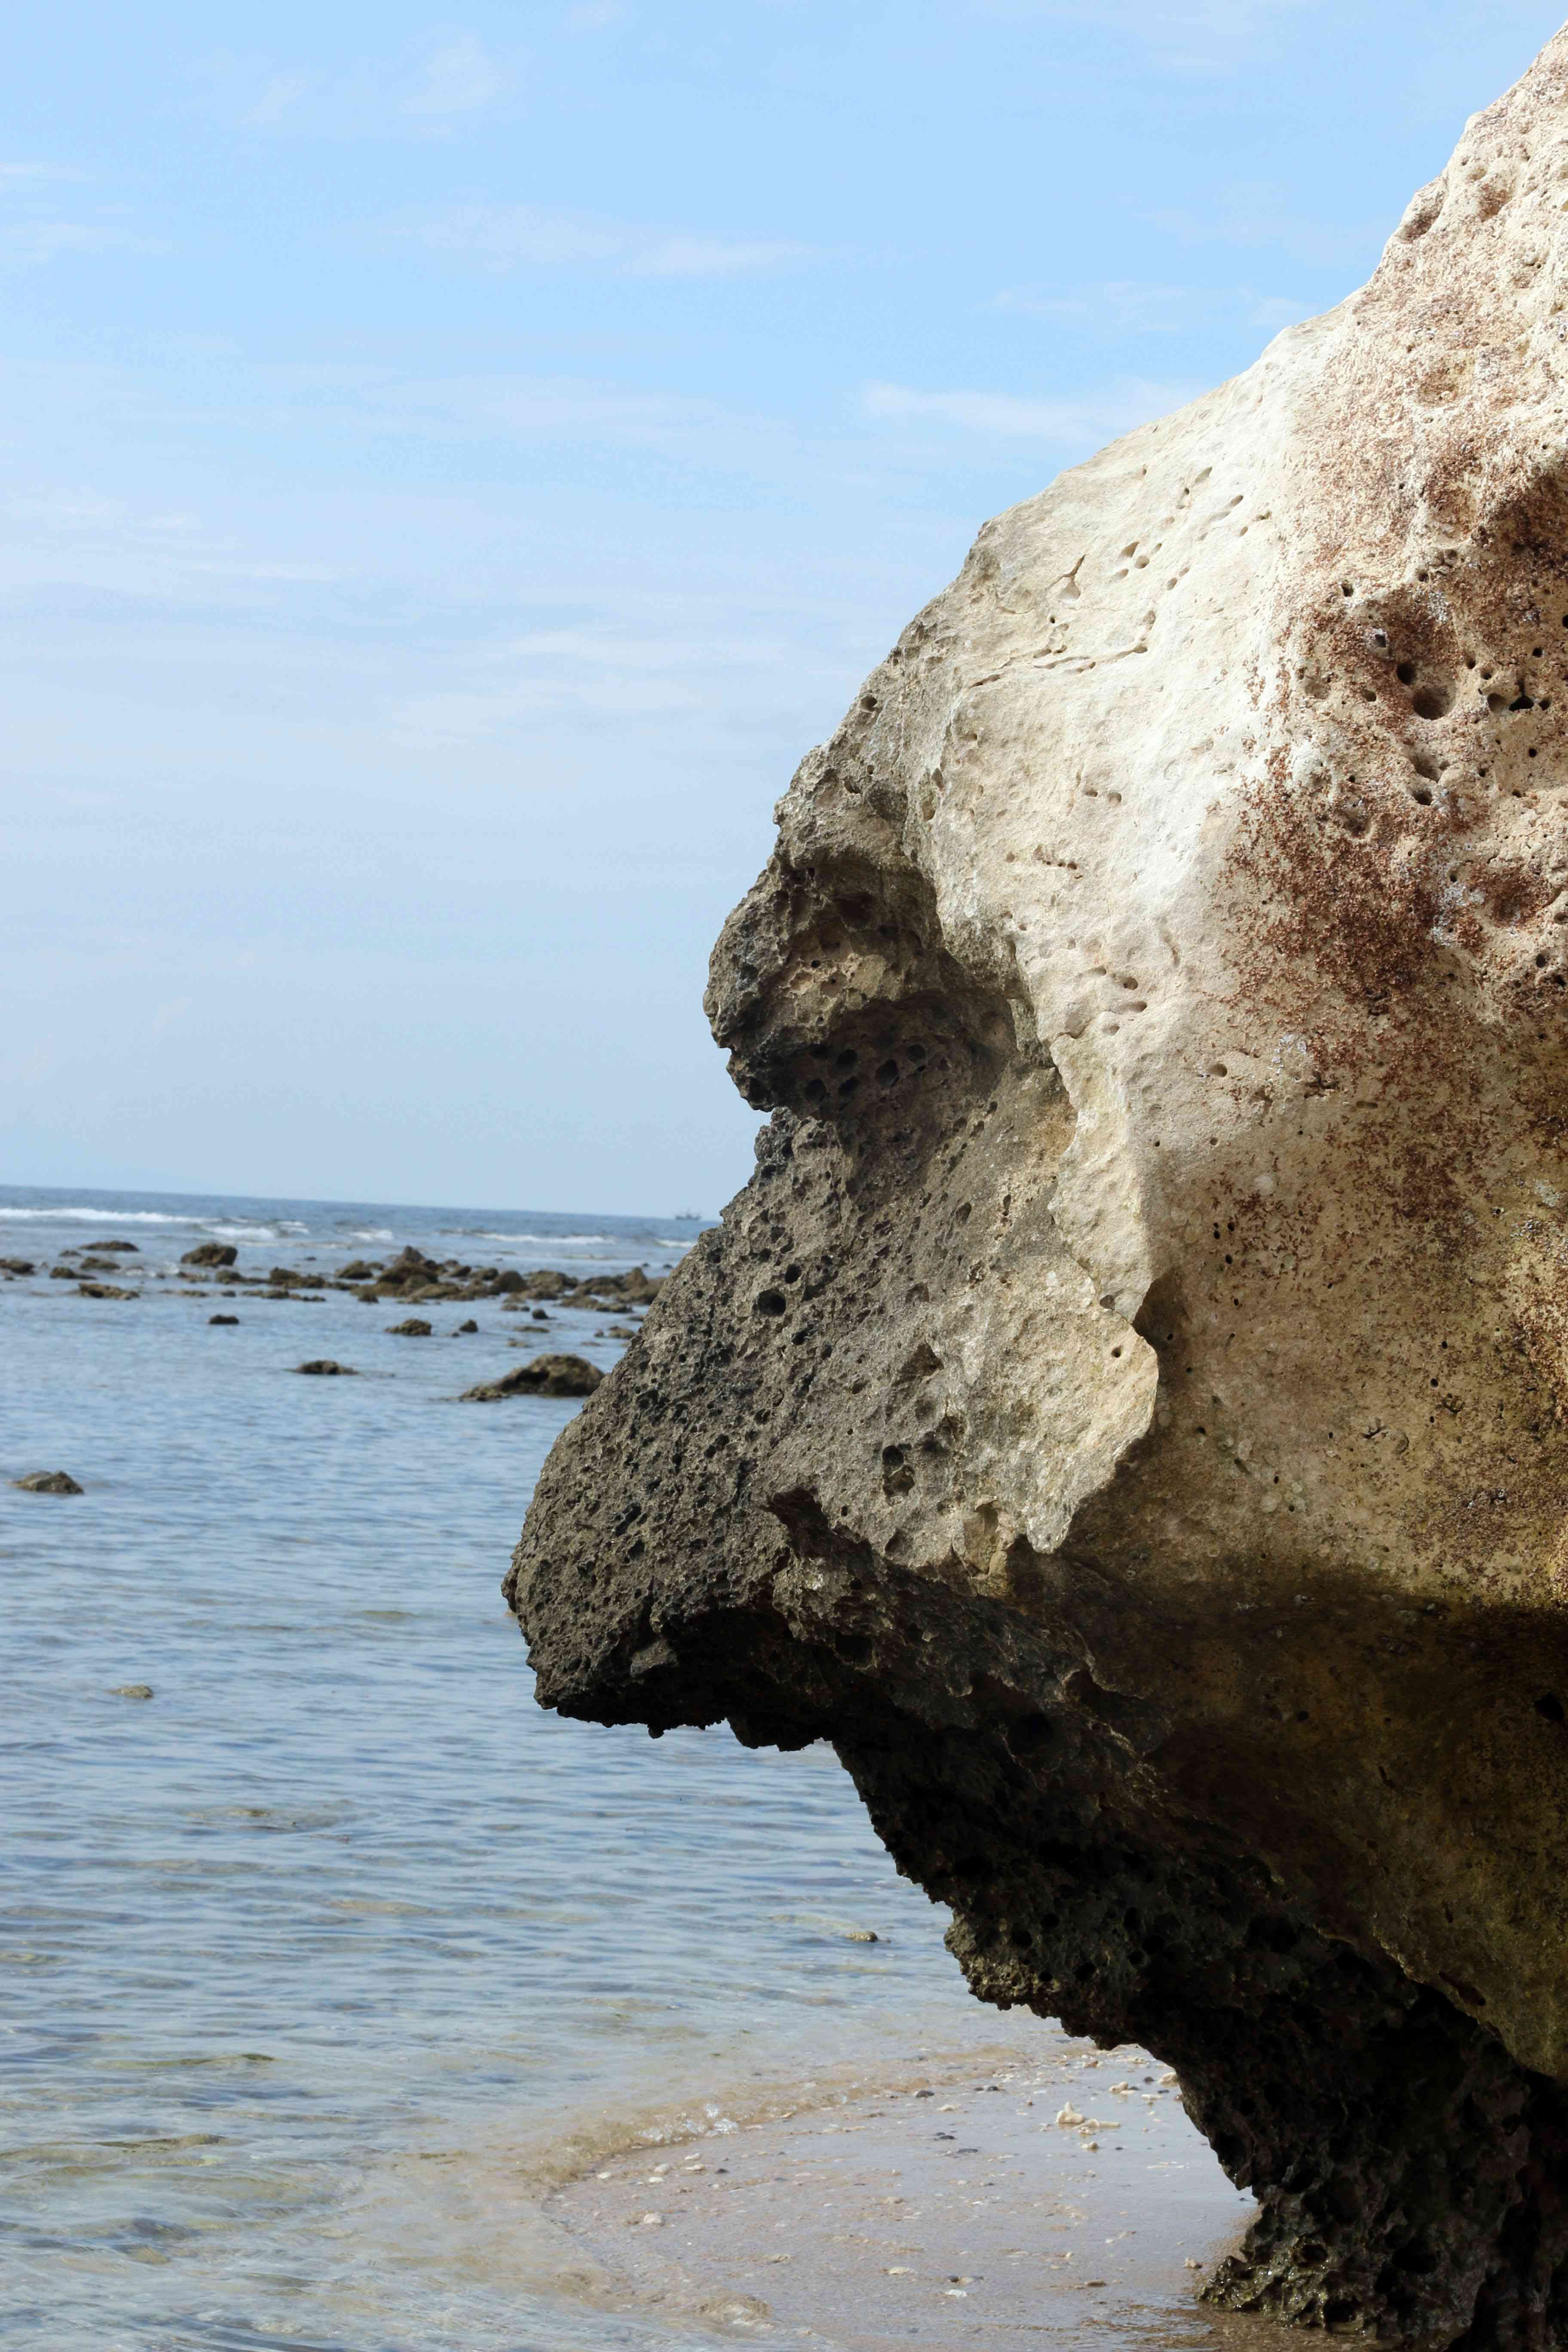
[
  {"x1": 0, "y1": 1206, "x2": 201, "y2": 1225},
  {"x1": 459, "y1": 1231, "x2": 628, "y2": 1246}
]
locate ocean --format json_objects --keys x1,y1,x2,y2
[{"x1": 0, "y1": 1183, "x2": 1249, "y2": 2352}]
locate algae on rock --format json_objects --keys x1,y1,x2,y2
[{"x1": 509, "y1": 31, "x2": 1568, "y2": 2346}]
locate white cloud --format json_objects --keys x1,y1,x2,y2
[
  {"x1": 0, "y1": 169, "x2": 165, "y2": 271},
  {"x1": 1148, "y1": 183, "x2": 1379, "y2": 269},
  {"x1": 412, "y1": 202, "x2": 811, "y2": 278},
  {"x1": 245, "y1": 73, "x2": 312, "y2": 126},
  {"x1": 976, "y1": 0, "x2": 1308, "y2": 62},
  {"x1": 402, "y1": 35, "x2": 505, "y2": 119},
  {"x1": 0, "y1": 162, "x2": 86, "y2": 184},
  {"x1": 0, "y1": 1037, "x2": 56, "y2": 1085},
  {"x1": 209, "y1": 35, "x2": 511, "y2": 139},
  {"x1": 388, "y1": 616, "x2": 793, "y2": 744},
  {"x1": 862, "y1": 377, "x2": 1201, "y2": 446},
  {"x1": 150, "y1": 996, "x2": 194, "y2": 1038},
  {"x1": 0, "y1": 220, "x2": 165, "y2": 270},
  {"x1": 992, "y1": 279, "x2": 1314, "y2": 334}
]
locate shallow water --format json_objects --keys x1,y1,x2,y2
[{"x1": 0, "y1": 1183, "x2": 1245, "y2": 2350}]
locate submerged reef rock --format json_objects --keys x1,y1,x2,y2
[
  {"x1": 464, "y1": 1354, "x2": 602, "y2": 1402},
  {"x1": 510, "y1": 36, "x2": 1568, "y2": 2349}
]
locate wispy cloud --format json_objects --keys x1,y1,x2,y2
[
  {"x1": 410, "y1": 202, "x2": 812, "y2": 278},
  {"x1": 1147, "y1": 183, "x2": 1380, "y2": 269},
  {"x1": 0, "y1": 165, "x2": 165, "y2": 271},
  {"x1": 389, "y1": 620, "x2": 788, "y2": 743},
  {"x1": 209, "y1": 34, "x2": 512, "y2": 140},
  {"x1": 862, "y1": 376, "x2": 1202, "y2": 447},
  {"x1": 974, "y1": 0, "x2": 1308, "y2": 70},
  {"x1": 0, "y1": 221, "x2": 165, "y2": 270},
  {"x1": 401, "y1": 35, "x2": 505, "y2": 119},
  {"x1": 992, "y1": 279, "x2": 1315, "y2": 334},
  {"x1": 245, "y1": 74, "x2": 312, "y2": 127}
]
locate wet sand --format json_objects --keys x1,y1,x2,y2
[{"x1": 543, "y1": 2027, "x2": 1280, "y2": 2349}]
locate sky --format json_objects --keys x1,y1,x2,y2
[{"x1": 2, "y1": 1, "x2": 1564, "y2": 1218}]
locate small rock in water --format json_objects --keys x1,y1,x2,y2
[
  {"x1": 111, "y1": 1684, "x2": 154, "y2": 1700},
  {"x1": 181, "y1": 1242, "x2": 237, "y2": 1268},
  {"x1": 89, "y1": 1239, "x2": 139, "y2": 1253},
  {"x1": 0, "y1": 1257, "x2": 35, "y2": 1275},
  {"x1": 637, "y1": 2212, "x2": 664, "y2": 2228},
  {"x1": 12, "y1": 1470, "x2": 83, "y2": 1494},
  {"x1": 209, "y1": 1314, "x2": 239, "y2": 1326},
  {"x1": 844, "y1": 1926, "x2": 879, "y2": 1942},
  {"x1": 1055, "y1": 2104, "x2": 1084, "y2": 2128},
  {"x1": 461, "y1": 1354, "x2": 603, "y2": 1402},
  {"x1": 452, "y1": 1318, "x2": 478, "y2": 1334},
  {"x1": 386, "y1": 1318, "x2": 432, "y2": 1337},
  {"x1": 77, "y1": 1282, "x2": 137, "y2": 1300},
  {"x1": 296, "y1": 1360, "x2": 357, "y2": 1376}
]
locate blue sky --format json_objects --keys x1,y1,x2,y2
[{"x1": 3, "y1": 1, "x2": 1562, "y2": 1216}]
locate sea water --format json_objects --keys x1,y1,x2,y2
[{"x1": 0, "y1": 1183, "x2": 1030, "y2": 2350}]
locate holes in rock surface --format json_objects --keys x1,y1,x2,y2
[
  {"x1": 755, "y1": 1289, "x2": 787, "y2": 1318},
  {"x1": 836, "y1": 1048, "x2": 859, "y2": 1072},
  {"x1": 784, "y1": 1263, "x2": 802, "y2": 1284},
  {"x1": 1005, "y1": 1712, "x2": 1054, "y2": 1758},
  {"x1": 1536, "y1": 1690, "x2": 1566, "y2": 1724},
  {"x1": 1396, "y1": 662, "x2": 1417, "y2": 686},
  {"x1": 804, "y1": 1078, "x2": 827, "y2": 1104},
  {"x1": 878, "y1": 1058, "x2": 900, "y2": 1087},
  {"x1": 1412, "y1": 683, "x2": 1454, "y2": 720}
]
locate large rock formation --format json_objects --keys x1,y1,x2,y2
[{"x1": 508, "y1": 35, "x2": 1568, "y2": 2346}]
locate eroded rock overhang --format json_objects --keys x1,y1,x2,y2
[{"x1": 510, "y1": 30, "x2": 1568, "y2": 2347}]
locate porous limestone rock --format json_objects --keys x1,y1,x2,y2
[{"x1": 509, "y1": 34, "x2": 1568, "y2": 2347}]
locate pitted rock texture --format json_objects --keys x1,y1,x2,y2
[{"x1": 510, "y1": 33, "x2": 1568, "y2": 2348}]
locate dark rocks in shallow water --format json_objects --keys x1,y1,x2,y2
[
  {"x1": 511, "y1": 1269, "x2": 576, "y2": 1301},
  {"x1": 49, "y1": 1265, "x2": 77, "y2": 1279},
  {"x1": 209, "y1": 1314, "x2": 239, "y2": 1326},
  {"x1": 491, "y1": 1269, "x2": 524, "y2": 1294},
  {"x1": 13, "y1": 1470, "x2": 83, "y2": 1494},
  {"x1": 0, "y1": 1258, "x2": 35, "y2": 1276},
  {"x1": 386, "y1": 1318, "x2": 432, "y2": 1338},
  {"x1": 296, "y1": 1359, "x2": 355, "y2": 1375},
  {"x1": 77, "y1": 1282, "x2": 136, "y2": 1300},
  {"x1": 339, "y1": 1259, "x2": 380, "y2": 1281},
  {"x1": 182, "y1": 1242, "x2": 237, "y2": 1268},
  {"x1": 463, "y1": 1353, "x2": 602, "y2": 1402},
  {"x1": 453, "y1": 1319, "x2": 478, "y2": 1334},
  {"x1": 377, "y1": 1247, "x2": 440, "y2": 1290},
  {"x1": 111, "y1": 1683, "x2": 153, "y2": 1700},
  {"x1": 88, "y1": 1239, "x2": 138, "y2": 1252}
]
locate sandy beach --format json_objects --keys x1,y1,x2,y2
[{"x1": 540, "y1": 2026, "x2": 1275, "y2": 2349}]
